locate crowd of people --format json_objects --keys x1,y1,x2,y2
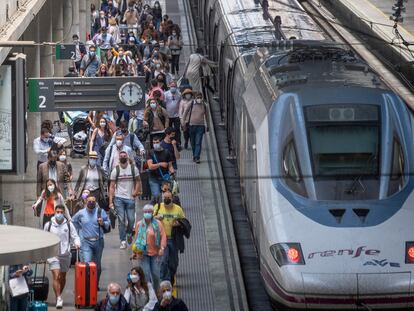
[{"x1": 7, "y1": 0, "x2": 221, "y2": 309}]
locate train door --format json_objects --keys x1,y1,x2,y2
[
  {"x1": 206, "y1": 8, "x2": 214, "y2": 55},
  {"x1": 218, "y1": 43, "x2": 225, "y2": 122},
  {"x1": 226, "y1": 66, "x2": 235, "y2": 154}
]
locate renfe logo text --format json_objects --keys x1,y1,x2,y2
[{"x1": 308, "y1": 246, "x2": 380, "y2": 259}]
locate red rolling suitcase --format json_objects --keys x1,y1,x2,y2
[{"x1": 74, "y1": 251, "x2": 97, "y2": 308}]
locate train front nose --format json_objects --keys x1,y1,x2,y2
[{"x1": 302, "y1": 272, "x2": 411, "y2": 309}]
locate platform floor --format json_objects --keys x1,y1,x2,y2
[{"x1": 22, "y1": 0, "x2": 249, "y2": 309}]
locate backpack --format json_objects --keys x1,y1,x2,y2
[
  {"x1": 114, "y1": 162, "x2": 138, "y2": 188},
  {"x1": 97, "y1": 207, "x2": 111, "y2": 234}
]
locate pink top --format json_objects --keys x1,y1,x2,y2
[{"x1": 138, "y1": 219, "x2": 167, "y2": 256}]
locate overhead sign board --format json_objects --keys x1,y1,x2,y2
[
  {"x1": 28, "y1": 77, "x2": 146, "y2": 112},
  {"x1": 55, "y1": 44, "x2": 76, "y2": 60}
]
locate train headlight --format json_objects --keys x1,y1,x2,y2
[
  {"x1": 405, "y1": 242, "x2": 414, "y2": 263},
  {"x1": 270, "y1": 243, "x2": 305, "y2": 266}
]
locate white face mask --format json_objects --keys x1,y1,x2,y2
[
  {"x1": 59, "y1": 155, "x2": 66, "y2": 162},
  {"x1": 116, "y1": 140, "x2": 123, "y2": 147},
  {"x1": 162, "y1": 290, "x2": 172, "y2": 300},
  {"x1": 150, "y1": 103, "x2": 157, "y2": 109},
  {"x1": 130, "y1": 274, "x2": 139, "y2": 283},
  {"x1": 100, "y1": 122, "x2": 106, "y2": 127},
  {"x1": 185, "y1": 94, "x2": 192, "y2": 100},
  {"x1": 47, "y1": 185, "x2": 55, "y2": 193},
  {"x1": 196, "y1": 99, "x2": 202, "y2": 104}
]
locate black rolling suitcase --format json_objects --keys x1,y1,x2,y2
[{"x1": 28, "y1": 263, "x2": 49, "y2": 302}]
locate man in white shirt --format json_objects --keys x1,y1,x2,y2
[
  {"x1": 33, "y1": 127, "x2": 67, "y2": 170},
  {"x1": 44, "y1": 205, "x2": 80, "y2": 308},
  {"x1": 164, "y1": 81, "x2": 182, "y2": 148},
  {"x1": 103, "y1": 133, "x2": 133, "y2": 175},
  {"x1": 109, "y1": 151, "x2": 142, "y2": 249}
]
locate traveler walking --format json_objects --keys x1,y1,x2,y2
[
  {"x1": 161, "y1": 127, "x2": 180, "y2": 170},
  {"x1": 74, "y1": 151, "x2": 107, "y2": 206},
  {"x1": 153, "y1": 280, "x2": 188, "y2": 311},
  {"x1": 32, "y1": 178, "x2": 71, "y2": 227},
  {"x1": 72, "y1": 195, "x2": 110, "y2": 285},
  {"x1": 44, "y1": 205, "x2": 80, "y2": 308},
  {"x1": 164, "y1": 82, "x2": 182, "y2": 147},
  {"x1": 80, "y1": 44, "x2": 101, "y2": 77},
  {"x1": 95, "y1": 282, "x2": 132, "y2": 311},
  {"x1": 181, "y1": 92, "x2": 210, "y2": 163},
  {"x1": 153, "y1": 191, "x2": 184, "y2": 283},
  {"x1": 109, "y1": 151, "x2": 142, "y2": 249},
  {"x1": 124, "y1": 267, "x2": 158, "y2": 311},
  {"x1": 33, "y1": 127, "x2": 66, "y2": 171},
  {"x1": 103, "y1": 133, "x2": 134, "y2": 176},
  {"x1": 178, "y1": 89, "x2": 193, "y2": 149},
  {"x1": 37, "y1": 149, "x2": 68, "y2": 197},
  {"x1": 132, "y1": 204, "x2": 167, "y2": 290},
  {"x1": 146, "y1": 136, "x2": 174, "y2": 197}
]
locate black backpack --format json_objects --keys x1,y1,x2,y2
[{"x1": 98, "y1": 207, "x2": 111, "y2": 234}]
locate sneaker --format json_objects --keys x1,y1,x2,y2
[
  {"x1": 120, "y1": 241, "x2": 127, "y2": 249},
  {"x1": 56, "y1": 296, "x2": 63, "y2": 309},
  {"x1": 196, "y1": 159, "x2": 201, "y2": 164}
]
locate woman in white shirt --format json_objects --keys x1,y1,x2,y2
[{"x1": 124, "y1": 266, "x2": 157, "y2": 311}]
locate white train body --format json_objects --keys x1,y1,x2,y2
[{"x1": 195, "y1": 0, "x2": 414, "y2": 308}]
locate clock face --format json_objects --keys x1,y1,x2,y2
[{"x1": 118, "y1": 82, "x2": 143, "y2": 106}]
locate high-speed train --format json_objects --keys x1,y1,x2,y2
[{"x1": 196, "y1": 0, "x2": 414, "y2": 309}]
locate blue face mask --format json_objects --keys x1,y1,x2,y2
[
  {"x1": 55, "y1": 213, "x2": 64, "y2": 223},
  {"x1": 89, "y1": 159, "x2": 97, "y2": 167},
  {"x1": 109, "y1": 294, "x2": 120, "y2": 305},
  {"x1": 143, "y1": 212, "x2": 152, "y2": 220},
  {"x1": 170, "y1": 87, "x2": 177, "y2": 93}
]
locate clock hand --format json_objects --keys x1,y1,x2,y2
[{"x1": 129, "y1": 86, "x2": 133, "y2": 96}]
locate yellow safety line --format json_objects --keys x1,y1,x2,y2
[{"x1": 173, "y1": 276, "x2": 177, "y2": 297}]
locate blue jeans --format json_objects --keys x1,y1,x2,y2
[
  {"x1": 149, "y1": 176, "x2": 164, "y2": 197},
  {"x1": 189, "y1": 125, "x2": 205, "y2": 160},
  {"x1": 114, "y1": 197, "x2": 135, "y2": 242},
  {"x1": 139, "y1": 255, "x2": 161, "y2": 290},
  {"x1": 80, "y1": 238, "x2": 104, "y2": 283},
  {"x1": 160, "y1": 239, "x2": 179, "y2": 283}
]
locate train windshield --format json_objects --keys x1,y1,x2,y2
[{"x1": 306, "y1": 105, "x2": 380, "y2": 178}]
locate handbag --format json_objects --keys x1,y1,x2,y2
[
  {"x1": 9, "y1": 276, "x2": 29, "y2": 297},
  {"x1": 184, "y1": 102, "x2": 194, "y2": 131},
  {"x1": 33, "y1": 200, "x2": 42, "y2": 217},
  {"x1": 152, "y1": 152, "x2": 171, "y2": 181}
]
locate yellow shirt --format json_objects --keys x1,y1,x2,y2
[{"x1": 153, "y1": 203, "x2": 185, "y2": 238}]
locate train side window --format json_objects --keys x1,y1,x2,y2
[
  {"x1": 282, "y1": 140, "x2": 307, "y2": 197},
  {"x1": 388, "y1": 138, "x2": 405, "y2": 196}
]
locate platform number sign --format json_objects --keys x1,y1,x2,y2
[
  {"x1": 28, "y1": 79, "x2": 48, "y2": 112},
  {"x1": 55, "y1": 44, "x2": 76, "y2": 60}
]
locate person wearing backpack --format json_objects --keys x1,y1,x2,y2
[
  {"x1": 44, "y1": 205, "x2": 80, "y2": 308},
  {"x1": 72, "y1": 195, "x2": 110, "y2": 286},
  {"x1": 146, "y1": 136, "x2": 175, "y2": 197},
  {"x1": 109, "y1": 151, "x2": 142, "y2": 249}
]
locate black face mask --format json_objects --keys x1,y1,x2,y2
[
  {"x1": 120, "y1": 157, "x2": 128, "y2": 164},
  {"x1": 87, "y1": 202, "x2": 96, "y2": 209},
  {"x1": 164, "y1": 198, "x2": 172, "y2": 205}
]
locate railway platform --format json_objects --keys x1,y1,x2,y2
[{"x1": 22, "y1": 0, "x2": 249, "y2": 310}]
